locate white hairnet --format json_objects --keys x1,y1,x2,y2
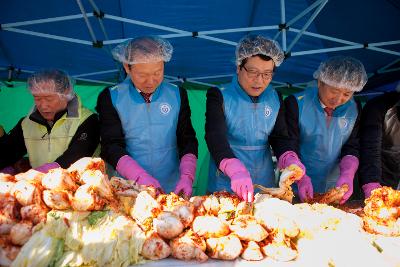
[
  {"x1": 112, "y1": 36, "x2": 173, "y2": 65},
  {"x1": 236, "y1": 35, "x2": 284, "y2": 67},
  {"x1": 27, "y1": 69, "x2": 75, "y2": 101},
  {"x1": 313, "y1": 56, "x2": 368, "y2": 92}
]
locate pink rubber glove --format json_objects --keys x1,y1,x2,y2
[
  {"x1": 362, "y1": 182, "x2": 382, "y2": 199},
  {"x1": 116, "y1": 155, "x2": 162, "y2": 189},
  {"x1": 336, "y1": 155, "x2": 359, "y2": 204},
  {"x1": 296, "y1": 174, "x2": 314, "y2": 202},
  {"x1": 35, "y1": 162, "x2": 60, "y2": 173},
  {"x1": 174, "y1": 153, "x2": 197, "y2": 198},
  {"x1": 0, "y1": 166, "x2": 16, "y2": 175},
  {"x1": 278, "y1": 151, "x2": 306, "y2": 174},
  {"x1": 219, "y1": 158, "x2": 254, "y2": 202}
]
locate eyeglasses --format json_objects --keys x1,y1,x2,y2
[{"x1": 242, "y1": 65, "x2": 274, "y2": 81}]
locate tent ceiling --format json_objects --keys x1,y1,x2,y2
[{"x1": 0, "y1": 0, "x2": 399, "y2": 93}]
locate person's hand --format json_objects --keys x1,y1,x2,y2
[
  {"x1": 136, "y1": 173, "x2": 162, "y2": 189},
  {"x1": 174, "y1": 176, "x2": 193, "y2": 198},
  {"x1": 278, "y1": 151, "x2": 306, "y2": 175},
  {"x1": 296, "y1": 174, "x2": 313, "y2": 202},
  {"x1": 174, "y1": 154, "x2": 197, "y2": 198},
  {"x1": 116, "y1": 155, "x2": 163, "y2": 191},
  {"x1": 219, "y1": 158, "x2": 254, "y2": 202},
  {"x1": 0, "y1": 125, "x2": 4, "y2": 138},
  {"x1": 0, "y1": 166, "x2": 16, "y2": 175},
  {"x1": 35, "y1": 162, "x2": 60, "y2": 173},
  {"x1": 336, "y1": 176, "x2": 353, "y2": 204},
  {"x1": 231, "y1": 175, "x2": 253, "y2": 202},
  {"x1": 336, "y1": 155, "x2": 359, "y2": 204},
  {"x1": 362, "y1": 182, "x2": 382, "y2": 199},
  {"x1": 13, "y1": 157, "x2": 32, "y2": 173}
]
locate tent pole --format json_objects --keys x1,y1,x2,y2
[
  {"x1": 292, "y1": 45, "x2": 363, "y2": 56},
  {"x1": 286, "y1": 0, "x2": 328, "y2": 53},
  {"x1": 87, "y1": 0, "x2": 113, "y2": 46},
  {"x1": 76, "y1": 0, "x2": 98, "y2": 44},
  {"x1": 106, "y1": 15, "x2": 237, "y2": 46},
  {"x1": 378, "y1": 59, "x2": 400, "y2": 72},
  {"x1": 164, "y1": 74, "x2": 179, "y2": 80},
  {"x1": 369, "y1": 40, "x2": 400, "y2": 47},
  {"x1": 378, "y1": 67, "x2": 400, "y2": 74},
  {"x1": 73, "y1": 77, "x2": 114, "y2": 85},
  {"x1": 293, "y1": 81, "x2": 313, "y2": 87},
  {"x1": 106, "y1": 15, "x2": 187, "y2": 34},
  {"x1": 367, "y1": 47, "x2": 400, "y2": 57},
  {"x1": 286, "y1": 0, "x2": 326, "y2": 27},
  {"x1": 104, "y1": 38, "x2": 132, "y2": 45},
  {"x1": 271, "y1": 80, "x2": 287, "y2": 86},
  {"x1": 96, "y1": 15, "x2": 110, "y2": 40},
  {"x1": 289, "y1": 28, "x2": 357, "y2": 45},
  {"x1": 273, "y1": 31, "x2": 281, "y2": 41},
  {"x1": 198, "y1": 26, "x2": 278, "y2": 35},
  {"x1": 3, "y1": 28, "x2": 92, "y2": 45},
  {"x1": 83, "y1": 0, "x2": 122, "y2": 77},
  {"x1": 164, "y1": 75, "x2": 218, "y2": 88},
  {"x1": 73, "y1": 69, "x2": 118, "y2": 78},
  {"x1": 280, "y1": 0, "x2": 287, "y2": 51},
  {"x1": 160, "y1": 25, "x2": 279, "y2": 38},
  {"x1": 198, "y1": 35, "x2": 237, "y2": 46},
  {"x1": 164, "y1": 78, "x2": 180, "y2": 83},
  {"x1": 4, "y1": 67, "x2": 113, "y2": 85},
  {"x1": 289, "y1": 28, "x2": 400, "y2": 57},
  {"x1": 0, "y1": 81, "x2": 8, "y2": 87},
  {"x1": 17, "y1": 69, "x2": 34, "y2": 74},
  {"x1": 159, "y1": 33, "x2": 192, "y2": 39},
  {"x1": 188, "y1": 74, "x2": 233, "y2": 80},
  {"x1": 357, "y1": 92, "x2": 384, "y2": 97},
  {"x1": 87, "y1": 0, "x2": 100, "y2": 13},
  {"x1": 2, "y1": 14, "x2": 91, "y2": 28}
]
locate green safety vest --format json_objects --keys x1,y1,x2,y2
[{"x1": 22, "y1": 97, "x2": 93, "y2": 168}]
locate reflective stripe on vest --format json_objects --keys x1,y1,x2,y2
[
  {"x1": 208, "y1": 76, "x2": 280, "y2": 193},
  {"x1": 110, "y1": 78, "x2": 180, "y2": 193},
  {"x1": 296, "y1": 87, "x2": 358, "y2": 192},
  {"x1": 22, "y1": 97, "x2": 93, "y2": 168}
]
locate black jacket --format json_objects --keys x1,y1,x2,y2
[{"x1": 359, "y1": 91, "x2": 400, "y2": 187}]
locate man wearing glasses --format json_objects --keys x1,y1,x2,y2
[{"x1": 205, "y1": 35, "x2": 297, "y2": 202}]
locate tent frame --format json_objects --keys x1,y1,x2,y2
[{"x1": 1, "y1": 0, "x2": 399, "y2": 89}]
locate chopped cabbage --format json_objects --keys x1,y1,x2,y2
[{"x1": 13, "y1": 210, "x2": 145, "y2": 267}]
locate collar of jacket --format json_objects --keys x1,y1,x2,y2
[{"x1": 29, "y1": 95, "x2": 79, "y2": 129}]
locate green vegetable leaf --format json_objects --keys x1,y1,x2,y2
[
  {"x1": 372, "y1": 240, "x2": 383, "y2": 253},
  {"x1": 87, "y1": 210, "x2": 108, "y2": 226},
  {"x1": 49, "y1": 211, "x2": 60, "y2": 220},
  {"x1": 47, "y1": 239, "x2": 64, "y2": 267}
]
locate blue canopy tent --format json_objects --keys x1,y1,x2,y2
[
  {"x1": 0, "y1": 0, "x2": 399, "y2": 193},
  {"x1": 1, "y1": 0, "x2": 399, "y2": 89}
]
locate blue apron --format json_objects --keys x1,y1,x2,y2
[
  {"x1": 296, "y1": 87, "x2": 358, "y2": 192},
  {"x1": 208, "y1": 76, "x2": 280, "y2": 193},
  {"x1": 110, "y1": 78, "x2": 180, "y2": 193}
]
